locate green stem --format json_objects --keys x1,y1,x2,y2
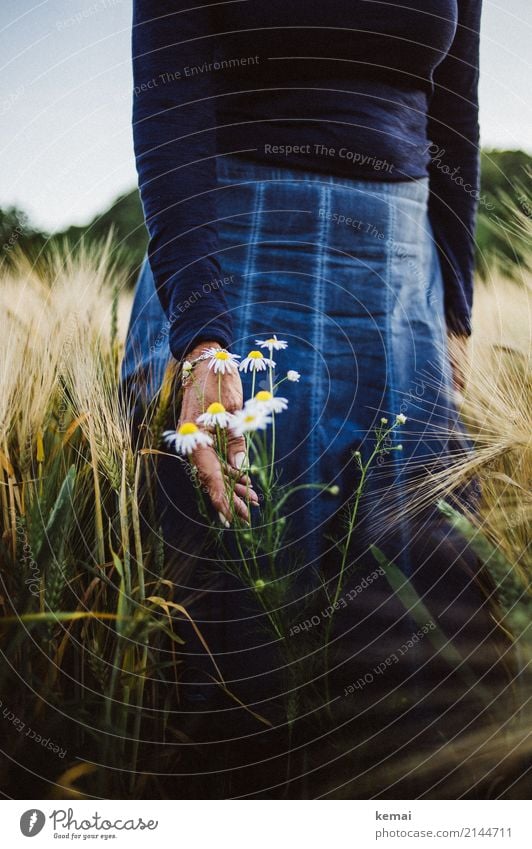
[
  {"x1": 273, "y1": 482, "x2": 332, "y2": 514},
  {"x1": 268, "y1": 365, "x2": 276, "y2": 487},
  {"x1": 331, "y1": 425, "x2": 396, "y2": 609},
  {"x1": 119, "y1": 453, "x2": 132, "y2": 598},
  {"x1": 323, "y1": 424, "x2": 396, "y2": 713},
  {"x1": 129, "y1": 462, "x2": 148, "y2": 790}
]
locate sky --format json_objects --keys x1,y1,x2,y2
[{"x1": 1, "y1": 0, "x2": 531, "y2": 232}]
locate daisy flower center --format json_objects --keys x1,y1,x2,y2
[
  {"x1": 244, "y1": 414, "x2": 256, "y2": 424},
  {"x1": 248, "y1": 350, "x2": 264, "y2": 359},
  {"x1": 214, "y1": 350, "x2": 230, "y2": 360},
  {"x1": 206, "y1": 402, "x2": 226, "y2": 414},
  {"x1": 178, "y1": 422, "x2": 199, "y2": 435},
  {"x1": 255, "y1": 391, "x2": 273, "y2": 402}
]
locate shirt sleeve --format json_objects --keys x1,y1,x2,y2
[
  {"x1": 426, "y1": 0, "x2": 482, "y2": 336},
  {"x1": 132, "y1": 0, "x2": 232, "y2": 360}
]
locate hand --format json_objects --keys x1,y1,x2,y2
[
  {"x1": 178, "y1": 342, "x2": 258, "y2": 524},
  {"x1": 447, "y1": 332, "x2": 470, "y2": 394}
]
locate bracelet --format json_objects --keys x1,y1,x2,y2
[{"x1": 180, "y1": 345, "x2": 223, "y2": 386}]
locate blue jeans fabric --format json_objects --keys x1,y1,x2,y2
[{"x1": 122, "y1": 157, "x2": 505, "y2": 743}]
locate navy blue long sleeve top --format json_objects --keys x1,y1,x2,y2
[{"x1": 132, "y1": 0, "x2": 482, "y2": 360}]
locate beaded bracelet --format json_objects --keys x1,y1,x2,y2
[{"x1": 180, "y1": 346, "x2": 223, "y2": 387}]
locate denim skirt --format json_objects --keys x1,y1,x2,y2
[
  {"x1": 122, "y1": 157, "x2": 507, "y2": 750},
  {"x1": 123, "y1": 155, "x2": 468, "y2": 566}
]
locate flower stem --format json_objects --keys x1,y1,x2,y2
[
  {"x1": 268, "y1": 365, "x2": 276, "y2": 486},
  {"x1": 323, "y1": 423, "x2": 397, "y2": 714}
]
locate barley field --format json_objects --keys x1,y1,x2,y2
[{"x1": 0, "y1": 227, "x2": 530, "y2": 799}]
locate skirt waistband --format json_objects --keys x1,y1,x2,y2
[{"x1": 216, "y1": 153, "x2": 429, "y2": 200}]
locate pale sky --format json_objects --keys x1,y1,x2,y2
[{"x1": 1, "y1": 0, "x2": 530, "y2": 232}]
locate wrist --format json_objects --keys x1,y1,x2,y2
[
  {"x1": 181, "y1": 341, "x2": 232, "y2": 388},
  {"x1": 186, "y1": 340, "x2": 224, "y2": 360}
]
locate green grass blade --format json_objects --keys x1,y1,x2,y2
[{"x1": 37, "y1": 464, "x2": 76, "y2": 570}]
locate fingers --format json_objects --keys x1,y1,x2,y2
[
  {"x1": 179, "y1": 367, "x2": 255, "y2": 524},
  {"x1": 232, "y1": 492, "x2": 250, "y2": 523},
  {"x1": 192, "y1": 445, "x2": 232, "y2": 521},
  {"x1": 221, "y1": 461, "x2": 252, "y2": 485},
  {"x1": 234, "y1": 482, "x2": 260, "y2": 505},
  {"x1": 447, "y1": 332, "x2": 469, "y2": 394},
  {"x1": 450, "y1": 358, "x2": 465, "y2": 396},
  {"x1": 226, "y1": 434, "x2": 247, "y2": 472},
  {"x1": 225, "y1": 461, "x2": 259, "y2": 509},
  {"x1": 192, "y1": 445, "x2": 252, "y2": 524}
]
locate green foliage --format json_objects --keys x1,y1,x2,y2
[
  {"x1": 476, "y1": 149, "x2": 532, "y2": 278},
  {"x1": 0, "y1": 191, "x2": 147, "y2": 285},
  {"x1": 58, "y1": 190, "x2": 148, "y2": 284}
]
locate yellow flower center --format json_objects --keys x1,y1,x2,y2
[
  {"x1": 207, "y1": 402, "x2": 225, "y2": 414},
  {"x1": 178, "y1": 422, "x2": 198, "y2": 435},
  {"x1": 248, "y1": 350, "x2": 264, "y2": 359},
  {"x1": 265, "y1": 338, "x2": 276, "y2": 344},
  {"x1": 244, "y1": 414, "x2": 256, "y2": 424},
  {"x1": 255, "y1": 391, "x2": 272, "y2": 402},
  {"x1": 214, "y1": 350, "x2": 229, "y2": 360}
]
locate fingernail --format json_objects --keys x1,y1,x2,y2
[
  {"x1": 217, "y1": 511, "x2": 230, "y2": 528},
  {"x1": 234, "y1": 452, "x2": 246, "y2": 469}
]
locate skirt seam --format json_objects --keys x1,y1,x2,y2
[{"x1": 240, "y1": 180, "x2": 264, "y2": 345}]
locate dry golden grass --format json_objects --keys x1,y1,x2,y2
[
  {"x1": 0, "y1": 241, "x2": 131, "y2": 461},
  {"x1": 465, "y1": 275, "x2": 531, "y2": 571}
]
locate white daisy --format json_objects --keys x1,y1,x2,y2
[
  {"x1": 286, "y1": 370, "x2": 301, "y2": 382},
  {"x1": 255, "y1": 335, "x2": 288, "y2": 352},
  {"x1": 204, "y1": 348, "x2": 241, "y2": 375},
  {"x1": 239, "y1": 350, "x2": 276, "y2": 373},
  {"x1": 249, "y1": 390, "x2": 288, "y2": 414},
  {"x1": 182, "y1": 360, "x2": 193, "y2": 375},
  {"x1": 164, "y1": 422, "x2": 213, "y2": 456},
  {"x1": 396, "y1": 413, "x2": 407, "y2": 425},
  {"x1": 231, "y1": 406, "x2": 272, "y2": 437},
  {"x1": 196, "y1": 402, "x2": 234, "y2": 429}
]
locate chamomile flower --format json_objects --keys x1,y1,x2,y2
[
  {"x1": 204, "y1": 348, "x2": 241, "y2": 374},
  {"x1": 196, "y1": 402, "x2": 234, "y2": 429},
  {"x1": 286, "y1": 370, "x2": 301, "y2": 382},
  {"x1": 239, "y1": 350, "x2": 276, "y2": 373},
  {"x1": 396, "y1": 413, "x2": 407, "y2": 425},
  {"x1": 255, "y1": 334, "x2": 288, "y2": 352},
  {"x1": 249, "y1": 390, "x2": 288, "y2": 414},
  {"x1": 182, "y1": 360, "x2": 193, "y2": 375},
  {"x1": 231, "y1": 406, "x2": 272, "y2": 437},
  {"x1": 164, "y1": 422, "x2": 213, "y2": 456}
]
